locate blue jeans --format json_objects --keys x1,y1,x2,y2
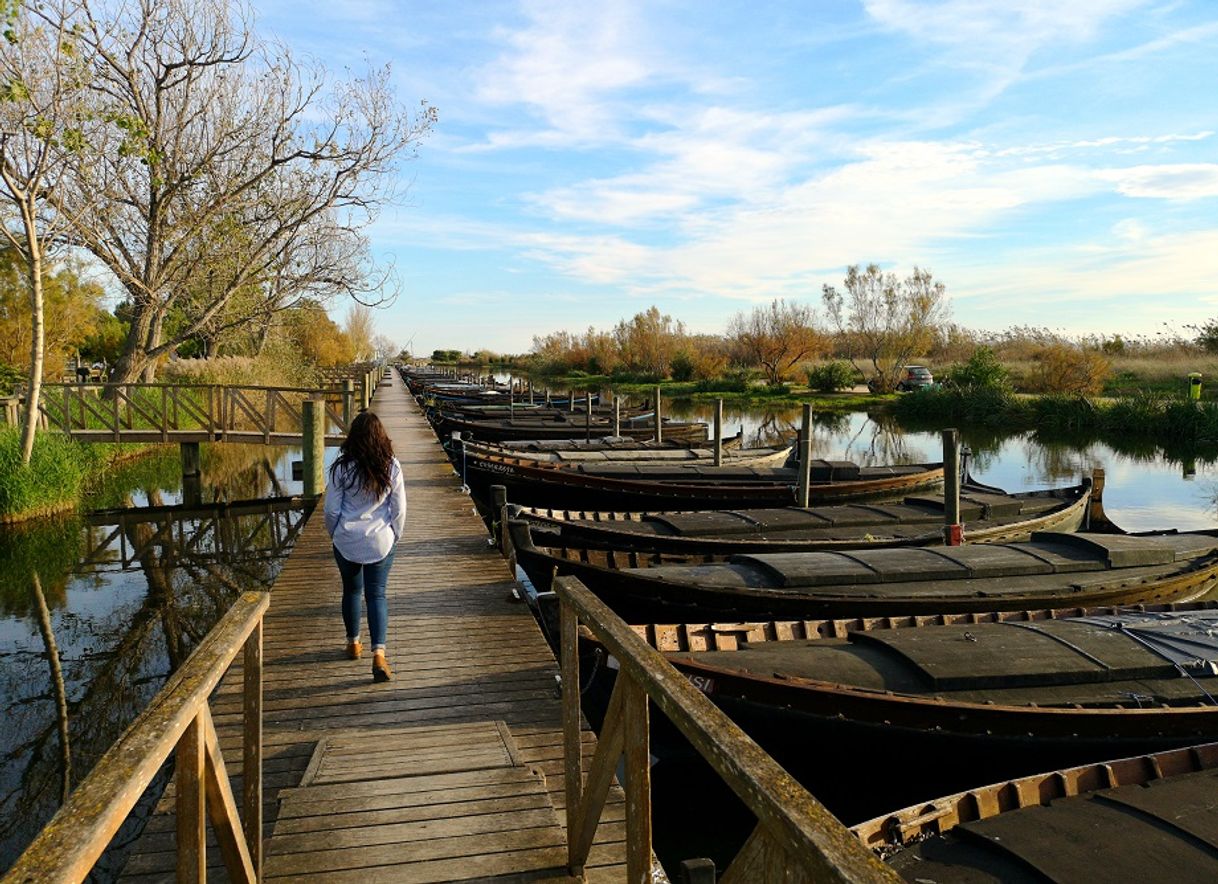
[{"x1": 333, "y1": 547, "x2": 394, "y2": 650}]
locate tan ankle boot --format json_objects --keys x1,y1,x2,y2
[
  {"x1": 346, "y1": 640, "x2": 362, "y2": 660},
  {"x1": 372, "y1": 651, "x2": 392, "y2": 682}
]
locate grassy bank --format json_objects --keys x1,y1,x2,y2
[
  {"x1": 893, "y1": 386, "x2": 1218, "y2": 453},
  {"x1": 0, "y1": 428, "x2": 157, "y2": 523}
]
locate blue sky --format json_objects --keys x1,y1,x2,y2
[{"x1": 256, "y1": 0, "x2": 1218, "y2": 357}]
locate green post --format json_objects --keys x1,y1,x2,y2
[
  {"x1": 1189, "y1": 372, "x2": 1202, "y2": 401},
  {"x1": 302, "y1": 398, "x2": 325, "y2": 498}
]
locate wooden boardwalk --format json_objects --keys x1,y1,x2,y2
[{"x1": 120, "y1": 370, "x2": 627, "y2": 881}]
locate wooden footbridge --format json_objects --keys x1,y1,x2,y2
[{"x1": 4, "y1": 369, "x2": 894, "y2": 882}]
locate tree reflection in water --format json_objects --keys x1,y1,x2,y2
[{"x1": 0, "y1": 444, "x2": 310, "y2": 875}]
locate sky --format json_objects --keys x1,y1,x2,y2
[{"x1": 254, "y1": 0, "x2": 1218, "y2": 358}]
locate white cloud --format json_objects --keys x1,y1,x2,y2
[
  {"x1": 1095, "y1": 164, "x2": 1218, "y2": 200},
  {"x1": 472, "y1": 1, "x2": 667, "y2": 147}
]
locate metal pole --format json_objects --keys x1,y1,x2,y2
[
  {"x1": 713, "y1": 399, "x2": 723, "y2": 467},
  {"x1": 797, "y1": 403, "x2": 812, "y2": 507},
  {"x1": 654, "y1": 385, "x2": 663, "y2": 444},
  {"x1": 302, "y1": 398, "x2": 325, "y2": 498},
  {"x1": 942, "y1": 427, "x2": 961, "y2": 545}
]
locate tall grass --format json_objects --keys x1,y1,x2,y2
[{"x1": 0, "y1": 428, "x2": 91, "y2": 520}]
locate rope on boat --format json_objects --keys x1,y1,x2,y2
[{"x1": 1072, "y1": 611, "x2": 1218, "y2": 706}]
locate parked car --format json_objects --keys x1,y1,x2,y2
[
  {"x1": 896, "y1": 365, "x2": 934, "y2": 391},
  {"x1": 866, "y1": 365, "x2": 935, "y2": 393}
]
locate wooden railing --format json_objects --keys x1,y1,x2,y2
[
  {"x1": 554, "y1": 575, "x2": 899, "y2": 883},
  {"x1": 29, "y1": 383, "x2": 352, "y2": 444},
  {"x1": 3, "y1": 591, "x2": 270, "y2": 884}
]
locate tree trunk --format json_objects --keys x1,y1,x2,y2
[
  {"x1": 111, "y1": 306, "x2": 156, "y2": 386},
  {"x1": 19, "y1": 240, "x2": 44, "y2": 466}
]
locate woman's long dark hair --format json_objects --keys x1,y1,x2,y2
[{"x1": 331, "y1": 411, "x2": 394, "y2": 498}]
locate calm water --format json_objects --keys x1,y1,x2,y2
[
  {"x1": 0, "y1": 443, "x2": 332, "y2": 874},
  {"x1": 660, "y1": 402, "x2": 1218, "y2": 531}
]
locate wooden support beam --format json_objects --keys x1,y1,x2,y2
[{"x1": 176, "y1": 715, "x2": 206, "y2": 883}]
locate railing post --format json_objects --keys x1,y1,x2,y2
[
  {"x1": 714, "y1": 398, "x2": 724, "y2": 467},
  {"x1": 302, "y1": 398, "x2": 325, "y2": 498},
  {"x1": 176, "y1": 714, "x2": 207, "y2": 883},
  {"x1": 942, "y1": 428, "x2": 961, "y2": 545},
  {"x1": 560, "y1": 599, "x2": 584, "y2": 876},
  {"x1": 243, "y1": 620, "x2": 263, "y2": 879},
  {"x1": 342, "y1": 379, "x2": 354, "y2": 429},
  {"x1": 797, "y1": 403, "x2": 813, "y2": 507},
  {"x1": 622, "y1": 676, "x2": 652, "y2": 883}
]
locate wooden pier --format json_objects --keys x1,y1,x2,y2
[{"x1": 114, "y1": 368, "x2": 627, "y2": 881}]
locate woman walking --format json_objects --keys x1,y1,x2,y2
[{"x1": 323, "y1": 411, "x2": 407, "y2": 682}]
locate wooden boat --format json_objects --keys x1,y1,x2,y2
[
  {"x1": 852, "y1": 741, "x2": 1218, "y2": 880},
  {"x1": 510, "y1": 521, "x2": 1218, "y2": 621},
  {"x1": 456, "y1": 436, "x2": 787, "y2": 468},
  {"x1": 463, "y1": 445, "x2": 943, "y2": 510},
  {"x1": 509, "y1": 474, "x2": 1092, "y2": 555},
  {"x1": 429, "y1": 411, "x2": 709, "y2": 444},
  {"x1": 579, "y1": 602, "x2": 1218, "y2": 822}
]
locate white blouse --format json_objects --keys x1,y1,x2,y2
[{"x1": 323, "y1": 458, "x2": 407, "y2": 563}]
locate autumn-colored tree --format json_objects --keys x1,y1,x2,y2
[
  {"x1": 283, "y1": 301, "x2": 352, "y2": 367},
  {"x1": 613, "y1": 306, "x2": 684, "y2": 376},
  {"x1": 726, "y1": 299, "x2": 825, "y2": 385},
  {"x1": 0, "y1": 249, "x2": 107, "y2": 379},
  {"x1": 823, "y1": 264, "x2": 950, "y2": 393}
]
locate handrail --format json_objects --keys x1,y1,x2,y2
[
  {"x1": 553, "y1": 575, "x2": 899, "y2": 883},
  {"x1": 4, "y1": 591, "x2": 270, "y2": 884}
]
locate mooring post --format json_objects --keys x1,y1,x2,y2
[
  {"x1": 613, "y1": 396, "x2": 621, "y2": 437},
  {"x1": 1088, "y1": 467, "x2": 1106, "y2": 529},
  {"x1": 654, "y1": 385, "x2": 663, "y2": 443},
  {"x1": 797, "y1": 403, "x2": 813, "y2": 507},
  {"x1": 943, "y1": 427, "x2": 962, "y2": 545},
  {"x1": 568, "y1": 389, "x2": 575, "y2": 413},
  {"x1": 342, "y1": 379, "x2": 354, "y2": 428},
  {"x1": 714, "y1": 398, "x2": 724, "y2": 467},
  {"x1": 528, "y1": 378, "x2": 535, "y2": 405},
  {"x1": 585, "y1": 393, "x2": 592, "y2": 442},
  {"x1": 491, "y1": 485, "x2": 509, "y2": 554},
  {"x1": 302, "y1": 398, "x2": 325, "y2": 498}
]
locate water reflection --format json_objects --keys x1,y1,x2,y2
[
  {"x1": 666, "y1": 402, "x2": 1218, "y2": 532},
  {"x1": 0, "y1": 444, "x2": 317, "y2": 874}
]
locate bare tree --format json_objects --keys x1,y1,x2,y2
[
  {"x1": 726, "y1": 299, "x2": 825, "y2": 385},
  {"x1": 822, "y1": 264, "x2": 950, "y2": 393},
  {"x1": 31, "y1": 0, "x2": 435, "y2": 383},
  {"x1": 0, "y1": 0, "x2": 91, "y2": 463}
]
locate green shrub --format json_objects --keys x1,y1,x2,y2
[
  {"x1": 670, "y1": 351, "x2": 696, "y2": 382},
  {"x1": 805, "y1": 360, "x2": 857, "y2": 392},
  {"x1": 943, "y1": 346, "x2": 1010, "y2": 391}
]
